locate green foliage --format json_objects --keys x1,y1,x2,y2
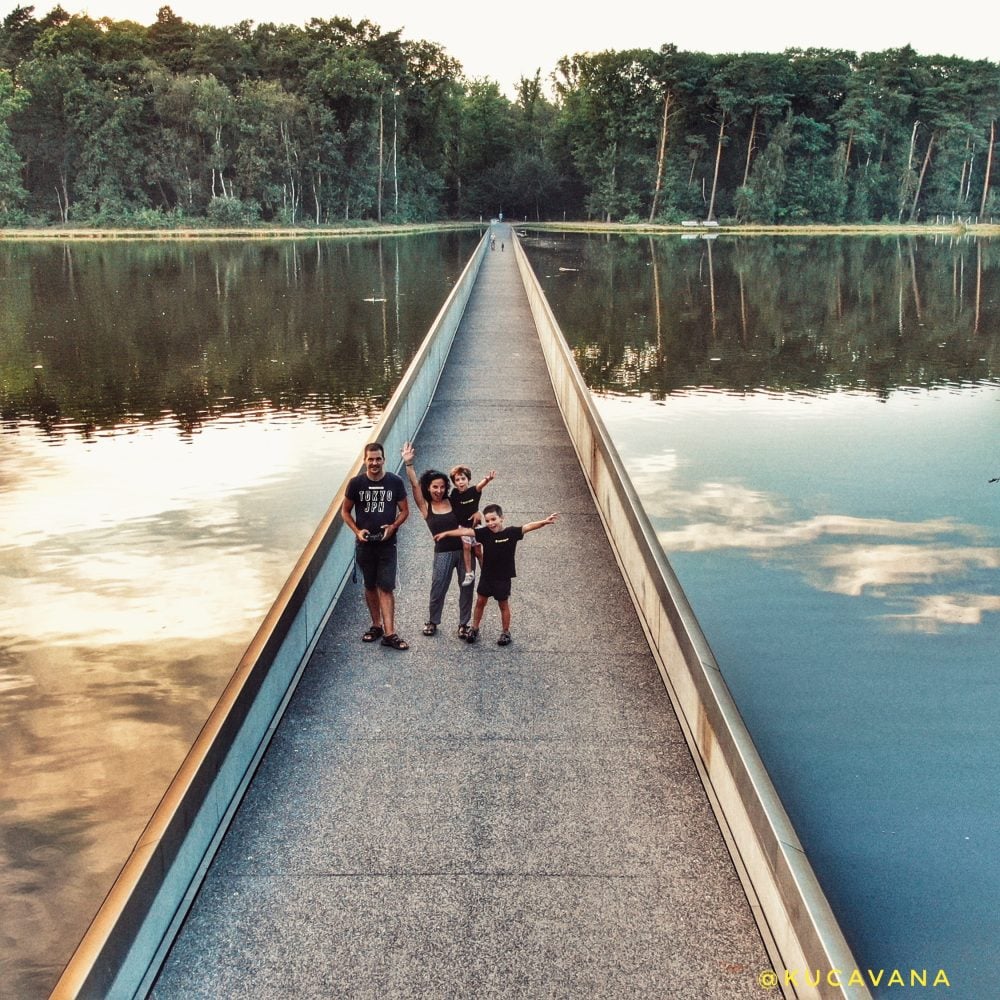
[
  {"x1": 1, "y1": 8, "x2": 1000, "y2": 227},
  {"x1": 0, "y1": 68, "x2": 27, "y2": 215},
  {"x1": 206, "y1": 195, "x2": 260, "y2": 225}
]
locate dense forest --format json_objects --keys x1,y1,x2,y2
[{"x1": 2, "y1": 5, "x2": 1000, "y2": 227}]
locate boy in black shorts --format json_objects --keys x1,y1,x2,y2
[
  {"x1": 449, "y1": 464, "x2": 496, "y2": 586},
  {"x1": 436, "y1": 503, "x2": 558, "y2": 647}
]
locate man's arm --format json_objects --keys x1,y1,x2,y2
[
  {"x1": 522, "y1": 512, "x2": 559, "y2": 534},
  {"x1": 341, "y1": 496, "x2": 366, "y2": 541},
  {"x1": 383, "y1": 496, "x2": 409, "y2": 540}
]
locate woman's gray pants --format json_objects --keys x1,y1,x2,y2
[{"x1": 428, "y1": 549, "x2": 473, "y2": 626}]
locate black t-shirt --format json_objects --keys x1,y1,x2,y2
[
  {"x1": 450, "y1": 487, "x2": 481, "y2": 527},
  {"x1": 345, "y1": 472, "x2": 406, "y2": 534},
  {"x1": 426, "y1": 507, "x2": 463, "y2": 553},
  {"x1": 474, "y1": 525, "x2": 524, "y2": 581}
]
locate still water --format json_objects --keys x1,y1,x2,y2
[
  {"x1": 0, "y1": 231, "x2": 479, "y2": 998},
  {"x1": 523, "y1": 232, "x2": 999, "y2": 998}
]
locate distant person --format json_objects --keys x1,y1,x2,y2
[
  {"x1": 436, "y1": 504, "x2": 558, "y2": 646},
  {"x1": 401, "y1": 441, "x2": 475, "y2": 639},
  {"x1": 341, "y1": 442, "x2": 410, "y2": 649},
  {"x1": 449, "y1": 464, "x2": 497, "y2": 585}
]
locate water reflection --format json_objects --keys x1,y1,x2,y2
[
  {"x1": 522, "y1": 232, "x2": 999, "y2": 996},
  {"x1": 648, "y1": 483, "x2": 998, "y2": 630},
  {"x1": 525, "y1": 232, "x2": 998, "y2": 396},
  {"x1": 0, "y1": 232, "x2": 479, "y2": 998},
  {"x1": 1, "y1": 236, "x2": 476, "y2": 438},
  {"x1": 599, "y1": 386, "x2": 1000, "y2": 988}
]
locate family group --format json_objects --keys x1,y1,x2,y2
[{"x1": 341, "y1": 441, "x2": 558, "y2": 651}]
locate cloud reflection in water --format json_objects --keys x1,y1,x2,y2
[{"x1": 628, "y1": 458, "x2": 999, "y2": 634}]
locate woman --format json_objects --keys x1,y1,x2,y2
[{"x1": 401, "y1": 440, "x2": 474, "y2": 638}]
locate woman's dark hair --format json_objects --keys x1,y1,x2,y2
[{"x1": 419, "y1": 469, "x2": 450, "y2": 501}]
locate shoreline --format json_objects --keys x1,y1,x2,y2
[
  {"x1": 526, "y1": 220, "x2": 1000, "y2": 237},
  {"x1": 2, "y1": 220, "x2": 999, "y2": 240},
  {"x1": 0, "y1": 221, "x2": 483, "y2": 241}
]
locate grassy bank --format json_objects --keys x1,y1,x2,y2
[
  {"x1": 521, "y1": 220, "x2": 1000, "y2": 237},
  {"x1": 0, "y1": 220, "x2": 485, "y2": 240},
  {"x1": 2, "y1": 219, "x2": 999, "y2": 240}
]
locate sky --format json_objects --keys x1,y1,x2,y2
[{"x1": 12, "y1": 0, "x2": 1000, "y2": 96}]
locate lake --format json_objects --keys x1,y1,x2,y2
[
  {"x1": 0, "y1": 231, "x2": 480, "y2": 998},
  {"x1": 3, "y1": 228, "x2": 995, "y2": 999},
  {"x1": 522, "y1": 230, "x2": 999, "y2": 999}
]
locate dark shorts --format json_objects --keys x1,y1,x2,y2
[
  {"x1": 355, "y1": 540, "x2": 398, "y2": 592},
  {"x1": 476, "y1": 575, "x2": 512, "y2": 601}
]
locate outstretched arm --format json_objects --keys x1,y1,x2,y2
[
  {"x1": 522, "y1": 512, "x2": 559, "y2": 534},
  {"x1": 401, "y1": 441, "x2": 428, "y2": 518},
  {"x1": 432, "y1": 526, "x2": 476, "y2": 543},
  {"x1": 475, "y1": 469, "x2": 497, "y2": 493}
]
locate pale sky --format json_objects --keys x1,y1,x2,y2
[{"x1": 14, "y1": 0, "x2": 1000, "y2": 96}]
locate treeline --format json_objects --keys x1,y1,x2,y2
[{"x1": 2, "y1": 5, "x2": 1000, "y2": 226}]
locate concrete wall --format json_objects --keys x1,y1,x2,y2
[
  {"x1": 51, "y1": 231, "x2": 489, "y2": 1000},
  {"x1": 511, "y1": 234, "x2": 870, "y2": 1000}
]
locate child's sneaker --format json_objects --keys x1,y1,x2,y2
[
  {"x1": 497, "y1": 631, "x2": 511, "y2": 646},
  {"x1": 462, "y1": 571, "x2": 474, "y2": 586},
  {"x1": 465, "y1": 626, "x2": 479, "y2": 644}
]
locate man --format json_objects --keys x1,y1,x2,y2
[{"x1": 341, "y1": 442, "x2": 410, "y2": 649}]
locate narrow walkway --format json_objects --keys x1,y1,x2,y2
[{"x1": 151, "y1": 226, "x2": 771, "y2": 999}]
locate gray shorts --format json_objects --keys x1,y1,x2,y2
[{"x1": 355, "y1": 540, "x2": 398, "y2": 591}]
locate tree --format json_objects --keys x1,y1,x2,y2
[
  {"x1": 234, "y1": 78, "x2": 304, "y2": 221},
  {"x1": 1, "y1": 5, "x2": 43, "y2": 78},
  {"x1": 147, "y1": 5, "x2": 195, "y2": 73},
  {"x1": 15, "y1": 50, "x2": 88, "y2": 220},
  {"x1": 454, "y1": 77, "x2": 516, "y2": 215},
  {"x1": 191, "y1": 74, "x2": 235, "y2": 200},
  {"x1": 554, "y1": 49, "x2": 660, "y2": 221},
  {"x1": 737, "y1": 114, "x2": 792, "y2": 222},
  {"x1": 0, "y1": 68, "x2": 28, "y2": 216},
  {"x1": 303, "y1": 48, "x2": 384, "y2": 220}
]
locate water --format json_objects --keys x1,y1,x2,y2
[
  {"x1": 523, "y1": 232, "x2": 999, "y2": 998},
  {"x1": 0, "y1": 231, "x2": 480, "y2": 998}
]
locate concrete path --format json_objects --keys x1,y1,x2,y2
[{"x1": 151, "y1": 226, "x2": 771, "y2": 999}]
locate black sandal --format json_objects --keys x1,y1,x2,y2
[
  {"x1": 362, "y1": 625, "x2": 384, "y2": 643},
  {"x1": 381, "y1": 633, "x2": 410, "y2": 650},
  {"x1": 422, "y1": 622, "x2": 437, "y2": 636}
]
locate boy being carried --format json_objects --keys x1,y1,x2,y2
[
  {"x1": 449, "y1": 465, "x2": 496, "y2": 586},
  {"x1": 436, "y1": 502, "x2": 558, "y2": 647}
]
